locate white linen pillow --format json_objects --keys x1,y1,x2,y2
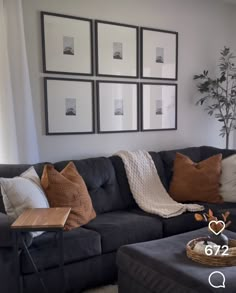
[
  {"x1": 220, "y1": 154, "x2": 236, "y2": 202},
  {"x1": 0, "y1": 167, "x2": 49, "y2": 237}
]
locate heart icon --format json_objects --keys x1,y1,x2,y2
[{"x1": 208, "y1": 220, "x2": 226, "y2": 235}]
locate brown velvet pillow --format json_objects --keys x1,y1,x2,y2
[
  {"x1": 169, "y1": 153, "x2": 223, "y2": 203},
  {"x1": 41, "y1": 162, "x2": 96, "y2": 230}
]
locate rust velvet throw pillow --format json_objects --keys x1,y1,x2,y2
[
  {"x1": 41, "y1": 162, "x2": 96, "y2": 230},
  {"x1": 169, "y1": 153, "x2": 223, "y2": 203}
]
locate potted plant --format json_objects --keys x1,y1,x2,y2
[{"x1": 194, "y1": 47, "x2": 236, "y2": 149}]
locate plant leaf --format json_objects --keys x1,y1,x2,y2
[{"x1": 194, "y1": 213, "x2": 204, "y2": 221}]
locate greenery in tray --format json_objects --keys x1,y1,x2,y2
[{"x1": 194, "y1": 47, "x2": 236, "y2": 149}]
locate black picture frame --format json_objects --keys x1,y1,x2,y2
[
  {"x1": 95, "y1": 20, "x2": 139, "y2": 78},
  {"x1": 141, "y1": 82, "x2": 177, "y2": 131},
  {"x1": 141, "y1": 27, "x2": 178, "y2": 80},
  {"x1": 41, "y1": 11, "x2": 94, "y2": 76},
  {"x1": 44, "y1": 77, "x2": 95, "y2": 135},
  {"x1": 97, "y1": 80, "x2": 139, "y2": 133}
]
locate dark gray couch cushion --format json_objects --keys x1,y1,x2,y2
[
  {"x1": 54, "y1": 157, "x2": 124, "y2": 214},
  {"x1": 23, "y1": 252, "x2": 117, "y2": 293},
  {"x1": 0, "y1": 163, "x2": 46, "y2": 179},
  {"x1": 160, "y1": 202, "x2": 236, "y2": 237},
  {"x1": 149, "y1": 152, "x2": 168, "y2": 190},
  {"x1": 200, "y1": 145, "x2": 236, "y2": 160},
  {"x1": 109, "y1": 152, "x2": 168, "y2": 210},
  {"x1": 85, "y1": 210, "x2": 163, "y2": 253},
  {"x1": 221, "y1": 209, "x2": 236, "y2": 232},
  {"x1": 158, "y1": 146, "x2": 236, "y2": 191},
  {"x1": 131, "y1": 208, "x2": 205, "y2": 237},
  {"x1": 21, "y1": 227, "x2": 101, "y2": 274},
  {"x1": 109, "y1": 156, "x2": 137, "y2": 209},
  {"x1": 0, "y1": 213, "x2": 15, "y2": 247},
  {"x1": 202, "y1": 202, "x2": 236, "y2": 233},
  {"x1": 159, "y1": 147, "x2": 202, "y2": 189}
]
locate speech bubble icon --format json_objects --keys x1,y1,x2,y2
[{"x1": 208, "y1": 271, "x2": 226, "y2": 289}]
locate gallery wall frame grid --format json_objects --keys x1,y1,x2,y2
[
  {"x1": 141, "y1": 82, "x2": 177, "y2": 131},
  {"x1": 140, "y1": 27, "x2": 178, "y2": 80},
  {"x1": 41, "y1": 11, "x2": 94, "y2": 76},
  {"x1": 95, "y1": 20, "x2": 139, "y2": 78},
  {"x1": 44, "y1": 77, "x2": 95, "y2": 135},
  {"x1": 96, "y1": 80, "x2": 139, "y2": 133}
]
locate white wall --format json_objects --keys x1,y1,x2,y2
[{"x1": 21, "y1": 0, "x2": 236, "y2": 162}]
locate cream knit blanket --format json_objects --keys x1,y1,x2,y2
[{"x1": 116, "y1": 150, "x2": 204, "y2": 218}]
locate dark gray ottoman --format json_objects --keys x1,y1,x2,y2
[{"x1": 117, "y1": 228, "x2": 236, "y2": 293}]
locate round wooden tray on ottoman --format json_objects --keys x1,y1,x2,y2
[{"x1": 186, "y1": 237, "x2": 236, "y2": 267}]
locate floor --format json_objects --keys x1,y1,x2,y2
[{"x1": 83, "y1": 285, "x2": 118, "y2": 293}]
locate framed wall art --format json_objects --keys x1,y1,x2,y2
[
  {"x1": 44, "y1": 78, "x2": 95, "y2": 135},
  {"x1": 41, "y1": 12, "x2": 93, "y2": 75},
  {"x1": 141, "y1": 83, "x2": 177, "y2": 131},
  {"x1": 95, "y1": 20, "x2": 138, "y2": 78},
  {"x1": 141, "y1": 27, "x2": 178, "y2": 80},
  {"x1": 97, "y1": 81, "x2": 139, "y2": 133}
]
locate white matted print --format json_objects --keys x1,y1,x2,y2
[
  {"x1": 41, "y1": 12, "x2": 93, "y2": 75},
  {"x1": 96, "y1": 21, "x2": 138, "y2": 77},
  {"x1": 45, "y1": 78, "x2": 94, "y2": 134},
  {"x1": 141, "y1": 84, "x2": 177, "y2": 131},
  {"x1": 97, "y1": 82, "x2": 138, "y2": 133},
  {"x1": 141, "y1": 28, "x2": 178, "y2": 80}
]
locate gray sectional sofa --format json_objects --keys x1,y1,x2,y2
[{"x1": 1, "y1": 146, "x2": 236, "y2": 293}]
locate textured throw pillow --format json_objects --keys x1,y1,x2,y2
[
  {"x1": 220, "y1": 154, "x2": 236, "y2": 202},
  {"x1": 169, "y1": 153, "x2": 223, "y2": 203},
  {"x1": 41, "y1": 162, "x2": 96, "y2": 230},
  {"x1": 0, "y1": 167, "x2": 49, "y2": 237}
]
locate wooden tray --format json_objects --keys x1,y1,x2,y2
[{"x1": 186, "y1": 237, "x2": 236, "y2": 267}]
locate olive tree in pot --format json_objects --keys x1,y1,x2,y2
[{"x1": 194, "y1": 47, "x2": 236, "y2": 149}]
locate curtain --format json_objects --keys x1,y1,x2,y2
[{"x1": 0, "y1": 0, "x2": 39, "y2": 164}]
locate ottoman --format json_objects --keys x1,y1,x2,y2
[{"x1": 117, "y1": 228, "x2": 236, "y2": 293}]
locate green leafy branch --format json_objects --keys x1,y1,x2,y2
[{"x1": 194, "y1": 47, "x2": 236, "y2": 148}]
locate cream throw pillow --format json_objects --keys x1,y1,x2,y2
[
  {"x1": 220, "y1": 154, "x2": 236, "y2": 202},
  {"x1": 0, "y1": 167, "x2": 49, "y2": 237}
]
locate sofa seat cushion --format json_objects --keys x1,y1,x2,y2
[
  {"x1": 131, "y1": 208, "x2": 205, "y2": 237},
  {"x1": 160, "y1": 203, "x2": 236, "y2": 236},
  {"x1": 160, "y1": 203, "x2": 236, "y2": 237},
  {"x1": 21, "y1": 227, "x2": 101, "y2": 274},
  {"x1": 85, "y1": 211, "x2": 163, "y2": 253},
  {"x1": 201, "y1": 202, "x2": 236, "y2": 232}
]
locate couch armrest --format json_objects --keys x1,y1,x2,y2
[
  {"x1": 0, "y1": 213, "x2": 32, "y2": 247},
  {"x1": 0, "y1": 212, "x2": 14, "y2": 247}
]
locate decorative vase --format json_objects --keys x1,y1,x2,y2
[{"x1": 209, "y1": 233, "x2": 228, "y2": 246}]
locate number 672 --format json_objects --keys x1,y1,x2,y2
[{"x1": 205, "y1": 245, "x2": 229, "y2": 256}]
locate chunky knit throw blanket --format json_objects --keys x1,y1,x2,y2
[{"x1": 116, "y1": 150, "x2": 204, "y2": 218}]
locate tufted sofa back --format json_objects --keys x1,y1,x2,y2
[
  {"x1": 109, "y1": 152, "x2": 168, "y2": 210},
  {"x1": 53, "y1": 157, "x2": 125, "y2": 214},
  {"x1": 0, "y1": 157, "x2": 126, "y2": 215},
  {"x1": 159, "y1": 145, "x2": 236, "y2": 190},
  {"x1": 1, "y1": 146, "x2": 236, "y2": 215}
]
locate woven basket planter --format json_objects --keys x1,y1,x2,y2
[{"x1": 186, "y1": 237, "x2": 236, "y2": 267}]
